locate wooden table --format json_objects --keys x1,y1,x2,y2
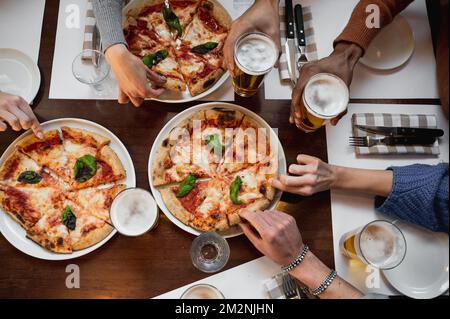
[{"x1": 0, "y1": 1, "x2": 440, "y2": 299}]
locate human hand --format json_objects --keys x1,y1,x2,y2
[
  {"x1": 290, "y1": 42, "x2": 363, "y2": 127},
  {"x1": 0, "y1": 92, "x2": 43, "y2": 138},
  {"x1": 105, "y1": 44, "x2": 166, "y2": 107},
  {"x1": 271, "y1": 154, "x2": 337, "y2": 196},
  {"x1": 239, "y1": 209, "x2": 304, "y2": 266},
  {"x1": 223, "y1": 0, "x2": 281, "y2": 75}
]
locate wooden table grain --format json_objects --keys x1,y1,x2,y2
[{"x1": 0, "y1": 1, "x2": 440, "y2": 298}]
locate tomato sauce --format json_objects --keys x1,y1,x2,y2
[
  {"x1": 176, "y1": 182, "x2": 207, "y2": 214},
  {"x1": 3, "y1": 156, "x2": 20, "y2": 180},
  {"x1": 170, "y1": 0, "x2": 198, "y2": 8},
  {"x1": 22, "y1": 135, "x2": 61, "y2": 153},
  {"x1": 139, "y1": 4, "x2": 164, "y2": 16}
]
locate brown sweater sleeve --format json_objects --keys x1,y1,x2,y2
[{"x1": 334, "y1": 0, "x2": 414, "y2": 51}]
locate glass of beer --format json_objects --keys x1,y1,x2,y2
[
  {"x1": 233, "y1": 32, "x2": 278, "y2": 97},
  {"x1": 296, "y1": 73, "x2": 349, "y2": 133},
  {"x1": 340, "y1": 220, "x2": 407, "y2": 270},
  {"x1": 181, "y1": 284, "x2": 225, "y2": 299}
]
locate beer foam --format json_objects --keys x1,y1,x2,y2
[
  {"x1": 110, "y1": 188, "x2": 157, "y2": 236},
  {"x1": 235, "y1": 33, "x2": 278, "y2": 75},
  {"x1": 182, "y1": 285, "x2": 224, "y2": 299},
  {"x1": 360, "y1": 223, "x2": 406, "y2": 268},
  {"x1": 304, "y1": 73, "x2": 349, "y2": 118}
]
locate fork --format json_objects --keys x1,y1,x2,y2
[
  {"x1": 349, "y1": 136, "x2": 437, "y2": 147},
  {"x1": 281, "y1": 273, "x2": 301, "y2": 299}
]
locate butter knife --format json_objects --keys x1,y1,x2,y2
[
  {"x1": 284, "y1": 0, "x2": 298, "y2": 85},
  {"x1": 294, "y1": 4, "x2": 308, "y2": 70},
  {"x1": 356, "y1": 125, "x2": 444, "y2": 138}
]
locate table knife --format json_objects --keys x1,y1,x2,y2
[
  {"x1": 356, "y1": 125, "x2": 444, "y2": 138},
  {"x1": 294, "y1": 4, "x2": 308, "y2": 70},
  {"x1": 284, "y1": 0, "x2": 298, "y2": 85}
]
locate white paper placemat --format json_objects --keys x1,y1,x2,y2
[
  {"x1": 49, "y1": 0, "x2": 250, "y2": 101},
  {"x1": 265, "y1": 0, "x2": 439, "y2": 100},
  {"x1": 0, "y1": 0, "x2": 46, "y2": 63},
  {"x1": 326, "y1": 104, "x2": 449, "y2": 296},
  {"x1": 155, "y1": 257, "x2": 280, "y2": 299}
]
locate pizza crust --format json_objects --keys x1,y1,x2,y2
[
  {"x1": 160, "y1": 187, "x2": 193, "y2": 225},
  {"x1": 72, "y1": 223, "x2": 114, "y2": 251},
  {"x1": 227, "y1": 198, "x2": 270, "y2": 226}
]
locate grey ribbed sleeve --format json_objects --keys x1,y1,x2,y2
[{"x1": 92, "y1": 0, "x2": 128, "y2": 52}]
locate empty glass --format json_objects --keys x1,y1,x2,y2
[
  {"x1": 191, "y1": 232, "x2": 230, "y2": 273},
  {"x1": 72, "y1": 49, "x2": 110, "y2": 95}
]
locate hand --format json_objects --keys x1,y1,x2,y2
[
  {"x1": 239, "y1": 209, "x2": 304, "y2": 266},
  {"x1": 290, "y1": 42, "x2": 363, "y2": 127},
  {"x1": 0, "y1": 92, "x2": 43, "y2": 138},
  {"x1": 105, "y1": 44, "x2": 166, "y2": 107},
  {"x1": 271, "y1": 154, "x2": 337, "y2": 196},
  {"x1": 223, "y1": 0, "x2": 281, "y2": 75}
]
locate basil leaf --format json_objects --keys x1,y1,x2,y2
[
  {"x1": 230, "y1": 176, "x2": 243, "y2": 205},
  {"x1": 205, "y1": 134, "x2": 224, "y2": 155},
  {"x1": 162, "y1": 6, "x2": 182, "y2": 36},
  {"x1": 62, "y1": 205, "x2": 77, "y2": 231},
  {"x1": 191, "y1": 42, "x2": 219, "y2": 55},
  {"x1": 176, "y1": 174, "x2": 197, "y2": 198},
  {"x1": 74, "y1": 155, "x2": 97, "y2": 183},
  {"x1": 17, "y1": 171, "x2": 42, "y2": 184},
  {"x1": 142, "y1": 50, "x2": 169, "y2": 67}
]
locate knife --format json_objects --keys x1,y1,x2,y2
[
  {"x1": 284, "y1": 0, "x2": 298, "y2": 85},
  {"x1": 294, "y1": 4, "x2": 308, "y2": 70},
  {"x1": 356, "y1": 125, "x2": 444, "y2": 138}
]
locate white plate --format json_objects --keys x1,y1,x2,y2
[
  {"x1": 383, "y1": 221, "x2": 449, "y2": 299},
  {"x1": 148, "y1": 102, "x2": 287, "y2": 238},
  {"x1": 359, "y1": 15, "x2": 415, "y2": 71},
  {"x1": 0, "y1": 48, "x2": 41, "y2": 104},
  {"x1": 123, "y1": 0, "x2": 232, "y2": 103},
  {"x1": 0, "y1": 118, "x2": 136, "y2": 260}
]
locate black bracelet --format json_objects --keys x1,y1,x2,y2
[{"x1": 281, "y1": 244, "x2": 310, "y2": 273}]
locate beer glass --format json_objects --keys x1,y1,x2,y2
[
  {"x1": 232, "y1": 32, "x2": 278, "y2": 97},
  {"x1": 181, "y1": 284, "x2": 225, "y2": 299},
  {"x1": 340, "y1": 220, "x2": 407, "y2": 270},
  {"x1": 296, "y1": 73, "x2": 349, "y2": 133}
]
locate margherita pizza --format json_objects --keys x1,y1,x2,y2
[
  {"x1": 0, "y1": 127, "x2": 127, "y2": 253},
  {"x1": 124, "y1": 0, "x2": 230, "y2": 96},
  {"x1": 152, "y1": 108, "x2": 279, "y2": 232}
]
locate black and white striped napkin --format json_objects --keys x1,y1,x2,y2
[
  {"x1": 352, "y1": 113, "x2": 441, "y2": 155},
  {"x1": 278, "y1": 4, "x2": 318, "y2": 81},
  {"x1": 82, "y1": 0, "x2": 96, "y2": 60}
]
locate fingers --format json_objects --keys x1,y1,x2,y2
[
  {"x1": 296, "y1": 154, "x2": 319, "y2": 165},
  {"x1": 129, "y1": 96, "x2": 144, "y2": 107},
  {"x1": 145, "y1": 84, "x2": 165, "y2": 98},
  {"x1": 330, "y1": 109, "x2": 348, "y2": 126},
  {"x1": 0, "y1": 120, "x2": 6, "y2": 132},
  {"x1": 146, "y1": 69, "x2": 166, "y2": 86},
  {"x1": 288, "y1": 163, "x2": 315, "y2": 176},
  {"x1": 240, "y1": 222, "x2": 263, "y2": 250},
  {"x1": 239, "y1": 209, "x2": 270, "y2": 235},
  {"x1": 223, "y1": 32, "x2": 238, "y2": 75},
  {"x1": 0, "y1": 109, "x2": 21, "y2": 131},
  {"x1": 270, "y1": 178, "x2": 314, "y2": 196},
  {"x1": 118, "y1": 90, "x2": 130, "y2": 104},
  {"x1": 17, "y1": 102, "x2": 43, "y2": 139},
  {"x1": 278, "y1": 174, "x2": 317, "y2": 187}
]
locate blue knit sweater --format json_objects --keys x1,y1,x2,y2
[{"x1": 375, "y1": 163, "x2": 449, "y2": 233}]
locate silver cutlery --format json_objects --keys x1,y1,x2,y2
[
  {"x1": 356, "y1": 125, "x2": 444, "y2": 138},
  {"x1": 349, "y1": 136, "x2": 437, "y2": 147},
  {"x1": 281, "y1": 273, "x2": 301, "y2": 299},
  {"x1": 294, "y1": 4, "x2": 308, "y2": 71},
  {"x1": 284, "y1": 0, "x2": 298, "y2": 86}
]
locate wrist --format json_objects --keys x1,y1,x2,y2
[
  {"x1": 289, "y1": 250, "x2": 332, "y2": 290},
  {"x1": 331, "y1": 165, "x2": 348, "y2": 190},
  {"x1": 332, "y1": 42, "x2": 363, "y2": 69},
  {"x1": 105, "y1": 43, "x2": 129, "y2": 65}
]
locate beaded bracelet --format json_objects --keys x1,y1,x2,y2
[
  {"x1": 308, "y1": 269, "x2": 338, "y2": 296},
  {"x1": 281, "y1": 244, "x2": 310, "y2": 273}
]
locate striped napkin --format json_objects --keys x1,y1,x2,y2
[
  {"x1": 351, "y1": 113, "x2": 441, "y2": 155},
  {"x1": 279, "y1": 3, "x2": 318, "y2": 82},
  {"x1": 82, "y1": 0, "x2": 96, "y2": 60},
  {"x1": 263, "y1": 273, "x2": 309, "y2": 299}
]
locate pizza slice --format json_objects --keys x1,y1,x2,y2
[
  {"x1": 61, "y1": 201, "x2": 113, "y2": 251},
  {"x1": 61, "y1": 127, "x2": 126, "y2": 189},
  {"x1": 0, "y1": 152, "x2": 67, "y2": 189},
  {"x1": 220, "y1": 163, "x2": 277, "y2": 226},
  {"x1": 217, "y1": 115, "x2": 275, "y2": 175},
  {"x1": 168, "y1": 0, "x2": 201, "y2": 30},
  {"x1": 160, "y1": 176, "x2": 229, "y2": 232},
  {"x1": 16, "y1": 130, "x2": 70, "y2": 182},
  {"x1": 67, "y1": 184, "x2": 126, "y2": 224}
]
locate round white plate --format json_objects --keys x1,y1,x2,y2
[
  {"x1": 148, "y1": 102, "x2": 287, "y2": 238},
  {"x1": 123, "y1": 0, "x2": 232, "y2": 103},
  {"x1": 383, "y1": 221, "x2": 449, "y2": 299},
  {"x1": 0, "y1": 48, "x2": 41, "y2": 104},
  {"x1": 360, "y1": 15, "x2": 415, "y2": 71},
  {"x1": 0, "y1": 118, "x2": 136, "y2": 260}
]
